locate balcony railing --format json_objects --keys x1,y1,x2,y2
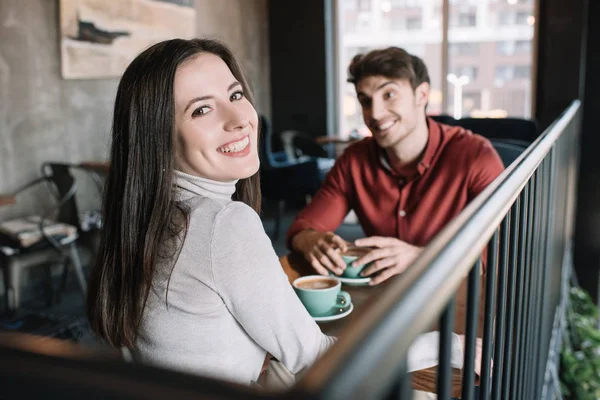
[
  {"x1": 0, "y1": 101, "x2": 581, "y2": 399},
  {"x1": 294, "y1": 100, "x2": 581, "y2": 399}
]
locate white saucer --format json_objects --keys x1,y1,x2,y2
[
  {"x1": 313, "y1": 302, "x2": 354, "y2": 322},
  {"x1": 333, "y1": 275, "x2": 372, "y2": 286}
]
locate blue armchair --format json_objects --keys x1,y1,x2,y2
[{"x1": 259, "y1": 116, "x2": 325, "y2": 240}]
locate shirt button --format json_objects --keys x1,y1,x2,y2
[{"x1": 399, "y1": 210, "x2": 407, "y2": 217}]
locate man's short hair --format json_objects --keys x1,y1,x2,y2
[{"x1": 347, "y1": 47, "x2": 430, "y2": 91}]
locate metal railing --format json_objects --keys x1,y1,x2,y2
[
  {"x1": 292, "y1": 100, "x2": 582, "y2": 399},
  {"x1": 0, "y1": 102, "x2": 581, "y2": 399}
]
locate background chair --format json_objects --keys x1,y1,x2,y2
[
  {"x1": 430, "y1": 115, "x2": 540, "y2": 143},
  {"x1": 0, "y1": 163, "x2": 87, "y2": 312},
  {"x1": 259, "y1": 116, "x2": 327, "y2": 240},
  {"x1": 277, "y1": 129, "x2": 336, "y2": 183},
  {"x1": 488, "y1": 138, "x2": 530, "y2": 168},
  {"x1": 431, "y1": 115, "x2": 537, "y2": 167}
]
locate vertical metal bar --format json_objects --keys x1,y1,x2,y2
[
  {"x1": 518, "y1": 174, "x2": 533, "y2": 399},
  {"x1": 519, "y1": 171, "x2": 536, "y2": 399},
  {"x1": 461, "y1": 260, "x2": 481, "y2": 400},
  {"x1": 501, "y1": 199, "x2": 520, "y2": 399},
  {"x1": 535, "y1": 159, "x2": 548, "y2": 399},
  {"x1": 536, "y1": 149, "x2": 556, "y2": 399},
  {"x1": 437, "y1": 296, "x2": 455, "y2": 399},
  {"x1": 479, "y1": 230, "x2": 499, "y2": 399},
  {"x1": 527, "y1": 164, "x2": 543, "y2": 400},
  {"x1": 525, "y1": 159, "x2": 546, "y2": 398},
  {"x1": 385, "y1": 356, "x2": 411, "y2": 400},
  {"x1": 510, "y1": 187, "x2": 528, "y2": 399},
  {"x1": 531, "y1": 155, "x2": 549, "y2": 400},
  {"x1": 491, "y1": 212, "x2": 510, "y2": 399}
]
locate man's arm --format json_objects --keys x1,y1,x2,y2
[{"x1": 286, "y1": 152, "x2": 355, "y2": 275}]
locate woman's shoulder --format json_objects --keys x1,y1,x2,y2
[
  {"x1": 213, "y1": 201, "x2": 262, "y2": 233},
  {"x1": 184, "y1": 196, "x2": 234, "y2": 223}
]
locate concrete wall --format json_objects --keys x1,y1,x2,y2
[
  {"x1": 0, "y1": 0, "x2": 270, "y2": 222},
  {"x1": 196, "y1": 0, "x2": 271, "y2": 118}
]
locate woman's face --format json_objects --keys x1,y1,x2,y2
[{"x1": 174, "y1": 53, "x2": 259, "y2": 182}]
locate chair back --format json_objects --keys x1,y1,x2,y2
[
  {"x1": 279, "y1": 130, "x2": 329, "y2": 159},
  {"x1": 42, "y1": 163, "x2": 80, "y2": 230},
  {"x1": 430, "y1": 115, "x2": 540, "y2": 143},
  {"x1": 489, "y1": 138, "x2": 529, "y2": 167},
  {"x1": 258, "y1": 115, "x2": 276, "y2": 169}
]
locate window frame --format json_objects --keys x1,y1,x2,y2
[{"x1": 330, "y1": 0, "x2": 539, "y2": 138}]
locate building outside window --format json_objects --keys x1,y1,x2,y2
[
  {"x1": 336, "y1": 0, "x2": 536, "y2": 138},
  {"x1": 456, "y1": 12, "x2": 477, "y2": 27},
  {"x1": 450, "y1": 42, "x2": 480, "y2": 56}
]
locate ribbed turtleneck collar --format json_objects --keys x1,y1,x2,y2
[{"x1": 175, "y1": 170, "x2": 237, "y2": 201}]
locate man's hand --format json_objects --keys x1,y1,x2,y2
[
  {"x1": 291, "y1": 230, "x2": 349, "y2": 276},
  {"x1": 353, "y1": 236, "x2": 423, "y2": 285}
]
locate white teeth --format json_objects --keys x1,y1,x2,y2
[
  {"x1": 218, "y1": 136, "x2": 249, "y2": 153},
  {"x1": 378, "y1": 120, "x2": 395, "y2": 130}
]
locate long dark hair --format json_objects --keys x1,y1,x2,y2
[{"x1": 87, "y1": 38, "x2": 261, "y2": 348}]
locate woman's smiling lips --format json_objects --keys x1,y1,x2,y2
[{"x1": 217, "y1": 135, "x2": 251, "y2": 157}]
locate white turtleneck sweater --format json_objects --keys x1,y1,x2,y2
[{"x1": 133, "y1": 171, "x2": 335, "y2": 385}]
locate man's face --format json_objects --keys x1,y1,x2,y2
[{"x1": 356, "y1": 76, "x2": 429, "y2": 149}]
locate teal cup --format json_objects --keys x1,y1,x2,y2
[
  {"x1": 340, "y1": 255, "x2": 369, "y2": 278},
  {"x1": 340, "y1": 247, "x2": 372, "y2": 278},
  {"x1": 293, "y1": 275, "x2": 351, "y2": 317}
]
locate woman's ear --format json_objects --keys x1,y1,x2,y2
[{"x1": 415, "y1": 82, "x2": 430, "y2": 108}]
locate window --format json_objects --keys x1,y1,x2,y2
[
  {"x1": 515, "y1": 40, "x2": 531, "y2": 54},
  {"x1": 462, "y1": 91, "x2": 482, "y2": 114},
  {"x1": 336, "y1": 0, "x2": 535, "y2": 136},
  {"x1": 497, "y1": 40, "x2": 532, "y2": 56},
  {"x1": 406, "y1": 17, "x2": 422, "y2": 30},
  {"x1": 497, "y1": 41, "x2": 514, "y2": 56},
  {"x1": 495, "y1": 65, "x2": 514, "y2": 81},
  {"x1": 498, "y1": 12, "x2": 513, "y2": 26},
  {"x1": 357, "y1": 0, "x2": 370, "y2": 11},
  {"x1": 514, "y1": 66, "x2": 530, "y2": 79},
  {"x1": 456, "y1": 12, "x2": 477, "y2": 27},
  {"x1": 516, "y1": 12, "x2": 531, "y2": 25},
  {"x1": 453, "y1": 66, "x2": 478, "y2": 81},
  {"x1": 450, "y1": 42, "x2": 480, "y2": 56}
]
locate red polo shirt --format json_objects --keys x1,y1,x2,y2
[{"x1": 287, "y1": 118, "x2": 505, "y2": 256}]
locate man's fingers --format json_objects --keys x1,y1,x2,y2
[
  {"x1": 361, "y1": 256, "x2": 396, "y2": 277},
  {"x1": 330, "y1": 234, "x2": 349, "y2": 251},
  {"x1": 354, "y1": 247, "x2": 396, "y2": 266},
  {"x1": 369, "y1": 267, "x2": 397, "y2": 285},
  {"x1": 313, "y1": 248, "x2": 342, "y2": 276},
  {"x1": 324, "y1": 246, "x2": 347, "y2": 270},
  {"x1": 308, "y1": 253, "x2": 330, "y2": 276},
  {"x1": 355, "y1": 236, "x2": 398, "y2": 248}
]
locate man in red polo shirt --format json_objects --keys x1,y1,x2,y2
[{"x1": 287, "y1": 47, "x2": 504, "y2": 285}]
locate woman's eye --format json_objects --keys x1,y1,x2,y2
[
  {"x1": 230, "y1": 90, "x2": 244, "y2": 101},
  {"x1": 384, "y1": 91, "x2": 395, "y2": 99},
  {"x1": 192, "y1": 105, "x2": 211, "y2": 117}
]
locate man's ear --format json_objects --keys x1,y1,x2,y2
[{"x1": 415, "y1": 82, "x2": 430, "y2": 108}]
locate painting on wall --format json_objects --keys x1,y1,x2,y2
[{"x1": 60, "y1": 0, "x2": 196, "y2": 79}]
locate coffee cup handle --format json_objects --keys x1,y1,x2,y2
[{"x1": 336, "y1": 291, "x2": 351, "y2": 308}]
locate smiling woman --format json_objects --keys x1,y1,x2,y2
[
  {"x1": 86, "y1": 38, "x2": 335, "y2": 386},
  {"x1": 174, "y1": 53, "x2": 260, "y2": 181}
]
